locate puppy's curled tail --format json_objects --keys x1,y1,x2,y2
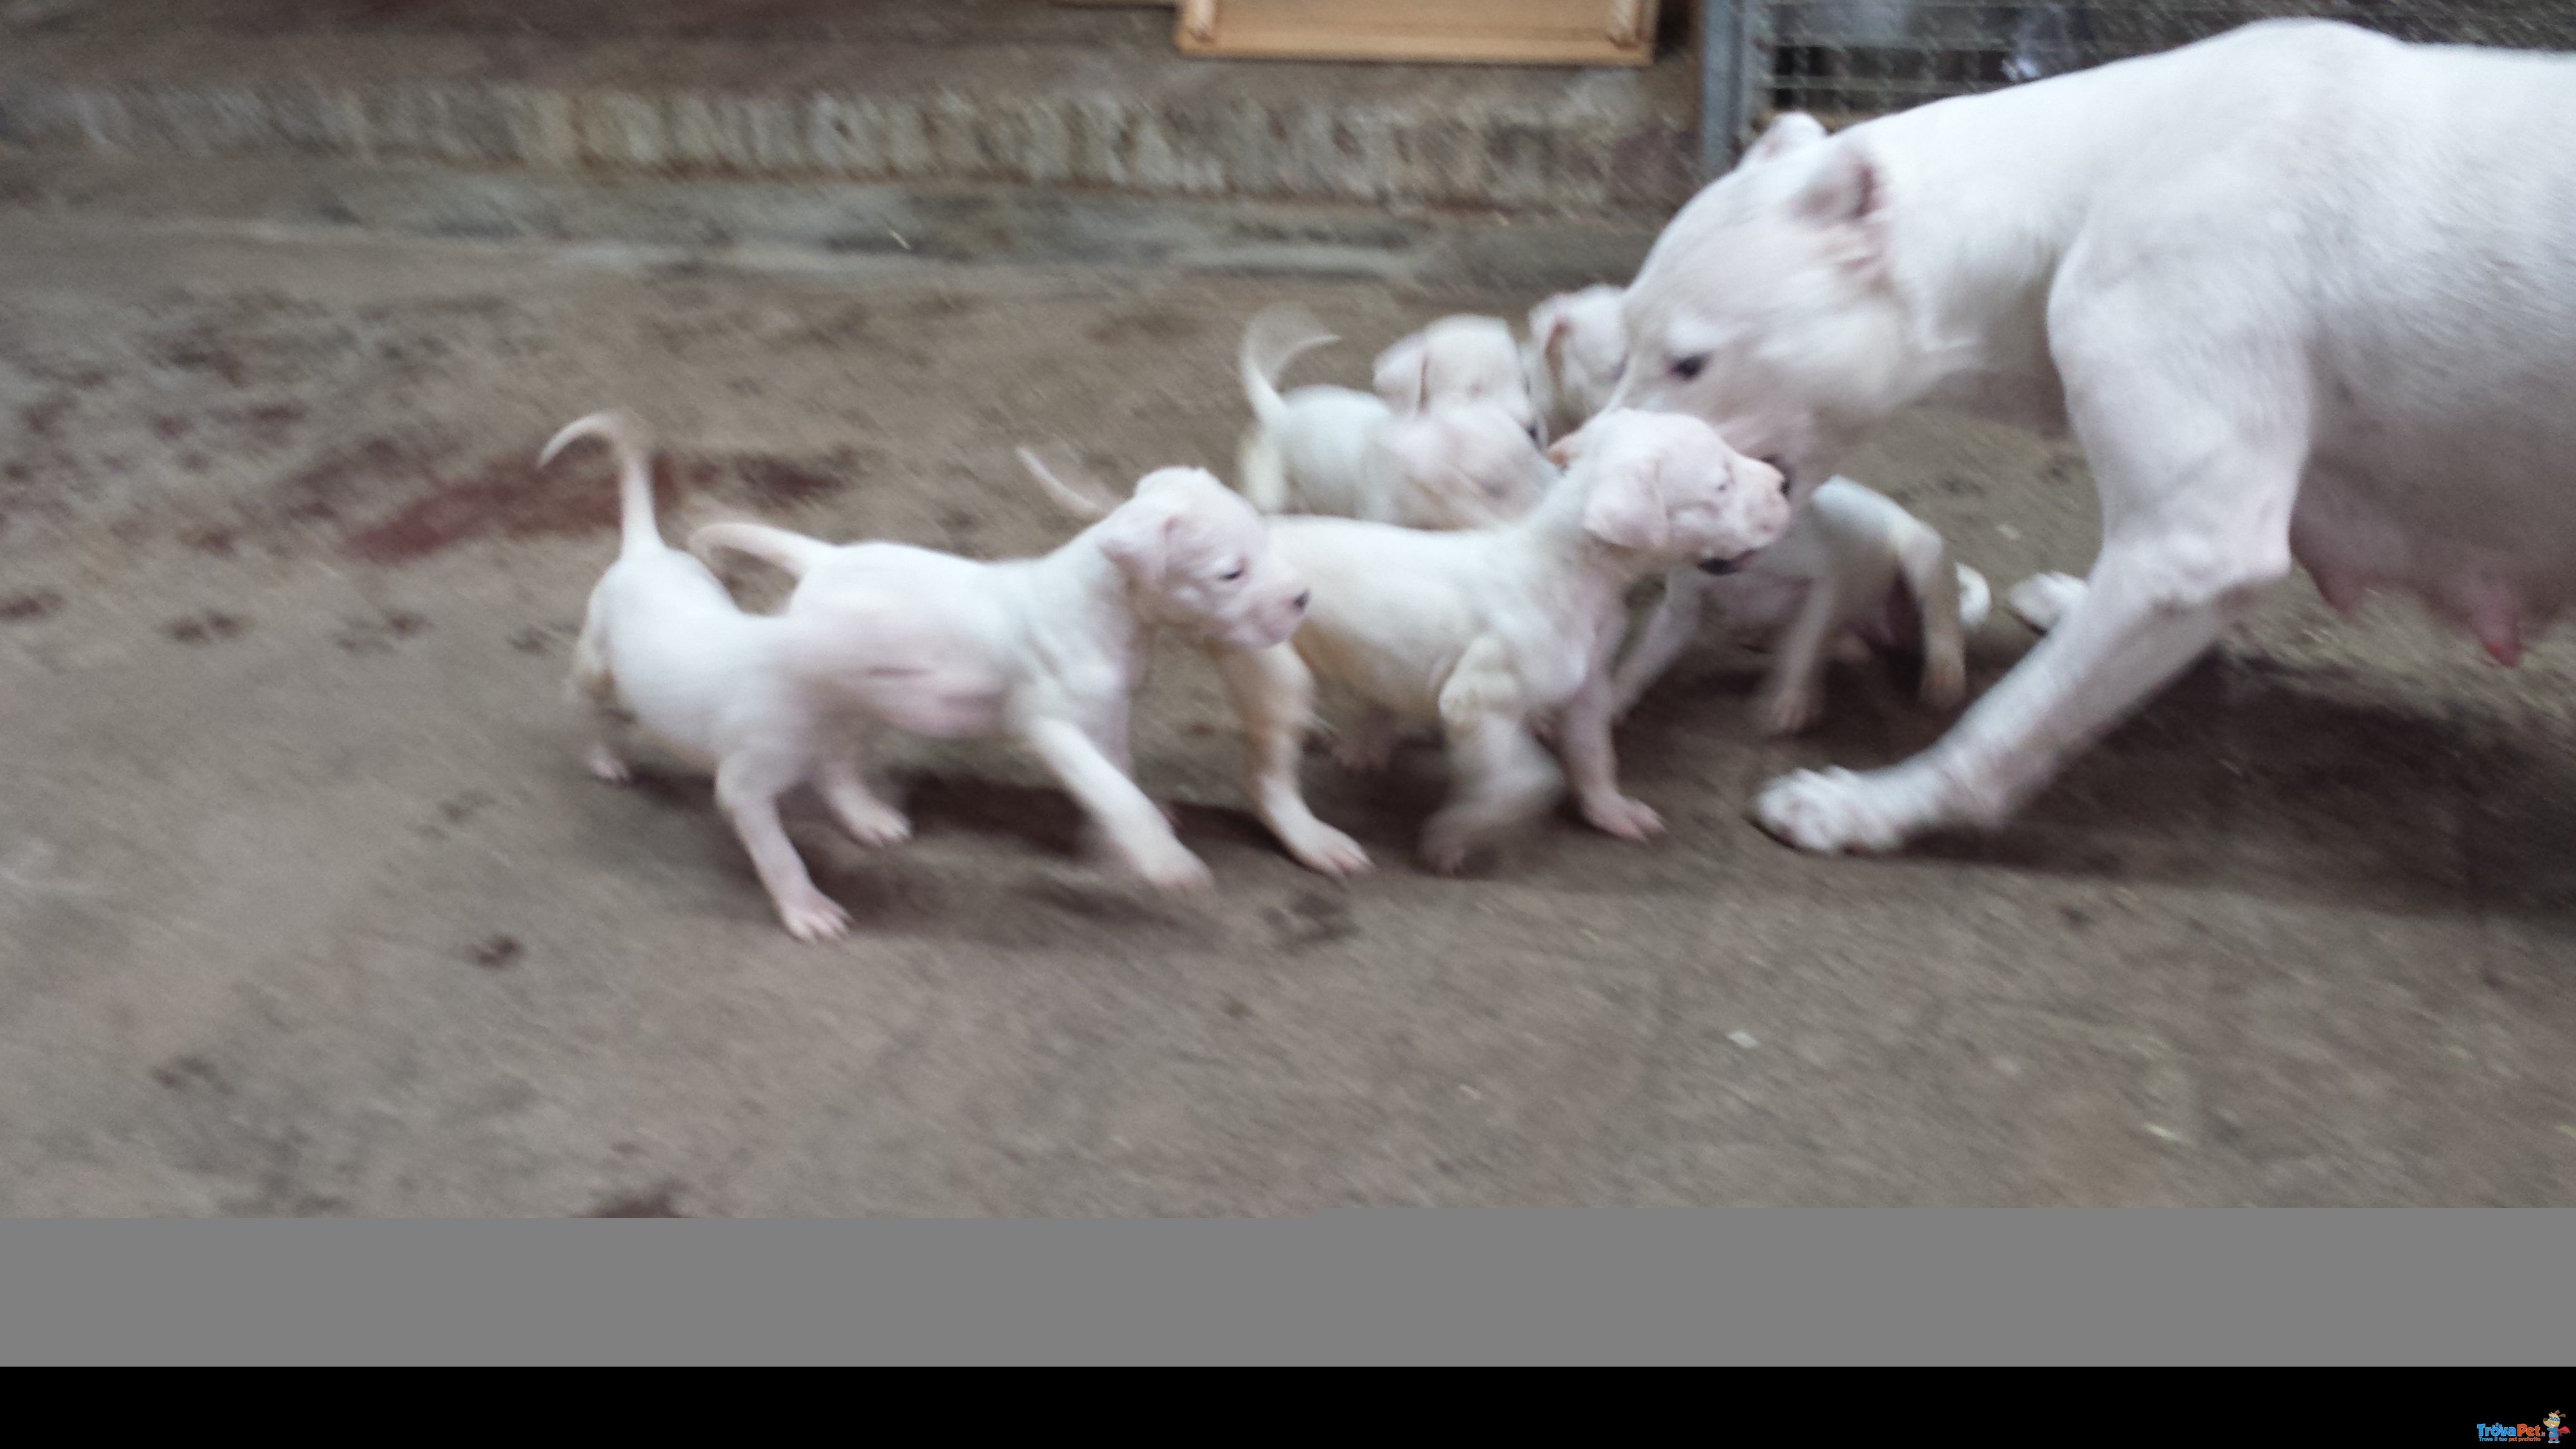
[
  {"x1": 1239, "y1": 305, "x2": 1335, "y2": 513},
  {"x1": 1015, "y1": 446, "x2": 1115, "y2": 523},
  {"x1": 1956, "y1": 565, "x2": 1992, "y2": 633},
  {"x1": 541, "y1": 410, "x2": 660, "y2": 560},
  {"x1": 687, "y1": 520, "x2": 835, "y2": 580},
  {"x1": 1240, "y1": 305, "x2": 1337, "y2": 433}
]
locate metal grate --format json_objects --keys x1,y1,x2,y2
[{"x1": 1700, "y1": 2, "x2": 2576, "y2": 168}]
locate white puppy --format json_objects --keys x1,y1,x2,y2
[
  {"x1": 1237, "y1": 305, "x2": 1554, "y2": 532},
  {"x1": 688, "y1": 464, "x2": 1310, "y2": 895},
  {"x1": 1520, "y1": 285, "x2": 1993, "y2": 732},
  {"x1": 1373, "y1": 313, "x2": 1544, "y2": 441},
  {"x1": 547, "y1": 411, "x2": 1005, "y2": 942},
  {"x1": 1524, "y1": 285, "x2": 1631, "y2": 443},
  {"x1": 1610, "y1": 479, "x2": 1994, "y2": 734},
  {"x1": 1612, "y1": 19, "x2": 2576, "y2": 854},
  {"x1": 1212, "y1": 409, "x2": 1793, "y2": 876}
]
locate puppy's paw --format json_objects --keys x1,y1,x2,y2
[
  {"x1": 2004, "y1": 572, "x2": 2087, "y2": 634},
  {"x1": 1419, "y1": 815, "x2": 1489, "y2": 876},
  {"x1": 588, "y1": 743, "x2": 634, "y2": 784},
  {"x1": 842, "y1": 805, "x2": 912, "y2": 849},
  {"x1": 1282, "y1": 819, "x2": 1372, "y2": 878},
  {"x1": 1136, "y1": 844, "x2": 1216, "y2": 894},
  {"x1": 1752, "y1": 767, "x2": 1916, "y2": 856},
  {"x1": 776, "y1": 889, "x2": 853, "y2": 943},
  {"x1": 1753, "y1": 683, "x2": 1823, "y2": 737},
  {"x1": 1581, "y1": 792, "x2": 1664, "y2": 841},
  {"x1": 1920, "y1": 649, "x2": 1968, "y2": 713}
]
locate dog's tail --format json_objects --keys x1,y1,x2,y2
[
  {"x1": 1956, "y1": 565, "x2": 1991, "y2": 633},
  {"x1": 541, "y1": 410, "x2": 661, "y2": 560},
  {"x1": 1015, "y1": 446, "x2": 1116, "y2": 522},
  {"x1": 686, "y1": 520, "x2": 836, "y2": 580},
  {"x1": 1241, "y1": 305, "x2": 1336, "y2": 436}
]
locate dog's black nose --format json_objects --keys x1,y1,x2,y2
[
  {"x1": 1698, "y1": 555, "x2": 1743, "y2": 576},
  {"x1": 1293, "y1": 590, "x2": 1311, "y2": 610}
]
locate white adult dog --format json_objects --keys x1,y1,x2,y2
[
  {"x1": 1611, "y1": 478, "x2": 1994, "y2": 734},
  {"x1": 688, "y1": 462, "x2": 1310, "y2": 897},
  {"x1": 1241, "y1": 305, "x2": 1554, "y2": 530},
  {"x1": 1612, "y1": 18, "x2": 2576, "y2": 854},
  {"x1": 1211, "y1": 409, "x2": 1793, "y2": 876},
  {"x1": 546, "y1": 411, "x2": 1005, "y2": 942},
  {"x1": 1373, "y1": 313, "x2": 1544, "y2": 442}
]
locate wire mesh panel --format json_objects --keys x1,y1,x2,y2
[{"x1": 1752, "y1": 2, "x2": 2576, "y2": 132}]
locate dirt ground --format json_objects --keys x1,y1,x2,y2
[{"x1": 2, "y1": 199, "x2": 2572, "y2": 1215}]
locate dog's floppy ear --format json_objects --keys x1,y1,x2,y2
[
  {"x1": 1093, "y1": 486, "x2": 1184, "y2": 587},
  {"x1": 1747, "y1": 112, "x2": 1827, "y2": 165},
  {"x1": 1373, "y1": 334, "x2": 1430, "y2": 414},
  {"x1": 1580, "y1": 439, "x2": 1671, "y2": 554},
  {"x1": 1546, "y1": 414, "x2": 1601, "y2": 467}
]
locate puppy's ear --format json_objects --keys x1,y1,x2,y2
[
  {"x1": 1546, "y1": 416, "x2": 1599, "y2": 467},
  {"x1": 1373, "y1": 335, "x2": 1429, "y2": 414},
  {"x1": 1747, "y1": 112, "x2": 1827, "y2": 165},
  {"x1": 1580, "y1": 443, "x2": 1671, "y2": 554},
  {"x1": 1094, "y1": 494, "x2": 1183, "y2": 588}
]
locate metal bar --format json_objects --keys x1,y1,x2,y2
[{"x1": 1699, "y1": 0, "x2": 1747, "y2": 177}]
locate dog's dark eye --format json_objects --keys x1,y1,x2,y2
[
  {"x1": 1219, "y1": 565, "x2": 1245, "y2": 581},
  {"x1": 1672, "y1": 355, "x2": 1706, "y2": 381}
]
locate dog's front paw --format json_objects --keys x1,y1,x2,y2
[
  {"x1": 1419, "y1": 814, "x2": 1490, "y2": 876},
  {"x1": 1581, "y1": 792, "x2": 1664, "y2": 841},
  {"x1": 844, "y1": 806, "x2": 912, "y2": 848},
  {"x1": 1752, "y1": 767, "x2": 1921, "y2": 855},
  {"x1": 1753, "y1": 682, "x2": 1823, "y2": 737},
  {"x1": 1282, "y1": 819, "x2": 1372, "y2": 877},
  {"x1": 2004, "y1": 572, "x2": 2087, "y2": 633},
  {"x1": 1136, "y1": 844, "x2": 1216, "y2": 894},
  {"x1": 776, "y1": 889, "x2": 854, "y2": 943}
]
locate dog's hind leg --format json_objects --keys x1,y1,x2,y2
[
  {"x1": 1751, "y1": 579, "x2": 1842, "y2": 737},
  {"x1": 1608, "y1": 567, "x2": 1707, "y2": 720},
  {"x1": 1892, "y1": 516, "x2": 1970, "y2": 711},
  {"x1": 1423, "y1": 641, "x2": 1561, "y2": 872},
  {"x1": 1212, "y1": 642, "x2": 1370, "y2": 877},
  {"x1": 567, "y1": 620, "x2": 634, "y2": 783},
  {"x1": 715, "y1": 750, "x2": 851, "y2": 942},
  {"x1": 819, "y1": 746, "x2": 910, "y2": 847}
]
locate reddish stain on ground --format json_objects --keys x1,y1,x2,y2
[{"x1": 336, "y1": 450, "x2": 851, "y2": 564}]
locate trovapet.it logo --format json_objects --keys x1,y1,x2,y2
[{"x1": 2477, "y1": 1415, "x2": 2565, "y2": 1444}]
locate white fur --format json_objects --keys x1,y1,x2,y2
[
  {"x1": 1611, "y1": 478, "x2": 1991, "y2": 734},
  {"x1": 690, "y1": 464, "x2": 1310, "y2": 894},
  {"x1": 1214, "y1": 410, "x2": 1793, "y2": 876},
  {"x1": 1613, "y1": 19, "x2": 2576, "y2": 854},
  {"x1": 1237, "y1": 305, "x2": 1553, "y2": 531},
  {"x1": 547, "y1": 411, "x2": 1005, "y2": 942},
  {"x1": 1373, "y1": 313, "x2": 1543, "y2": 441},
  {"x1": 1525, "y1": 285, "x2": 1631, "y2": 443}
]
